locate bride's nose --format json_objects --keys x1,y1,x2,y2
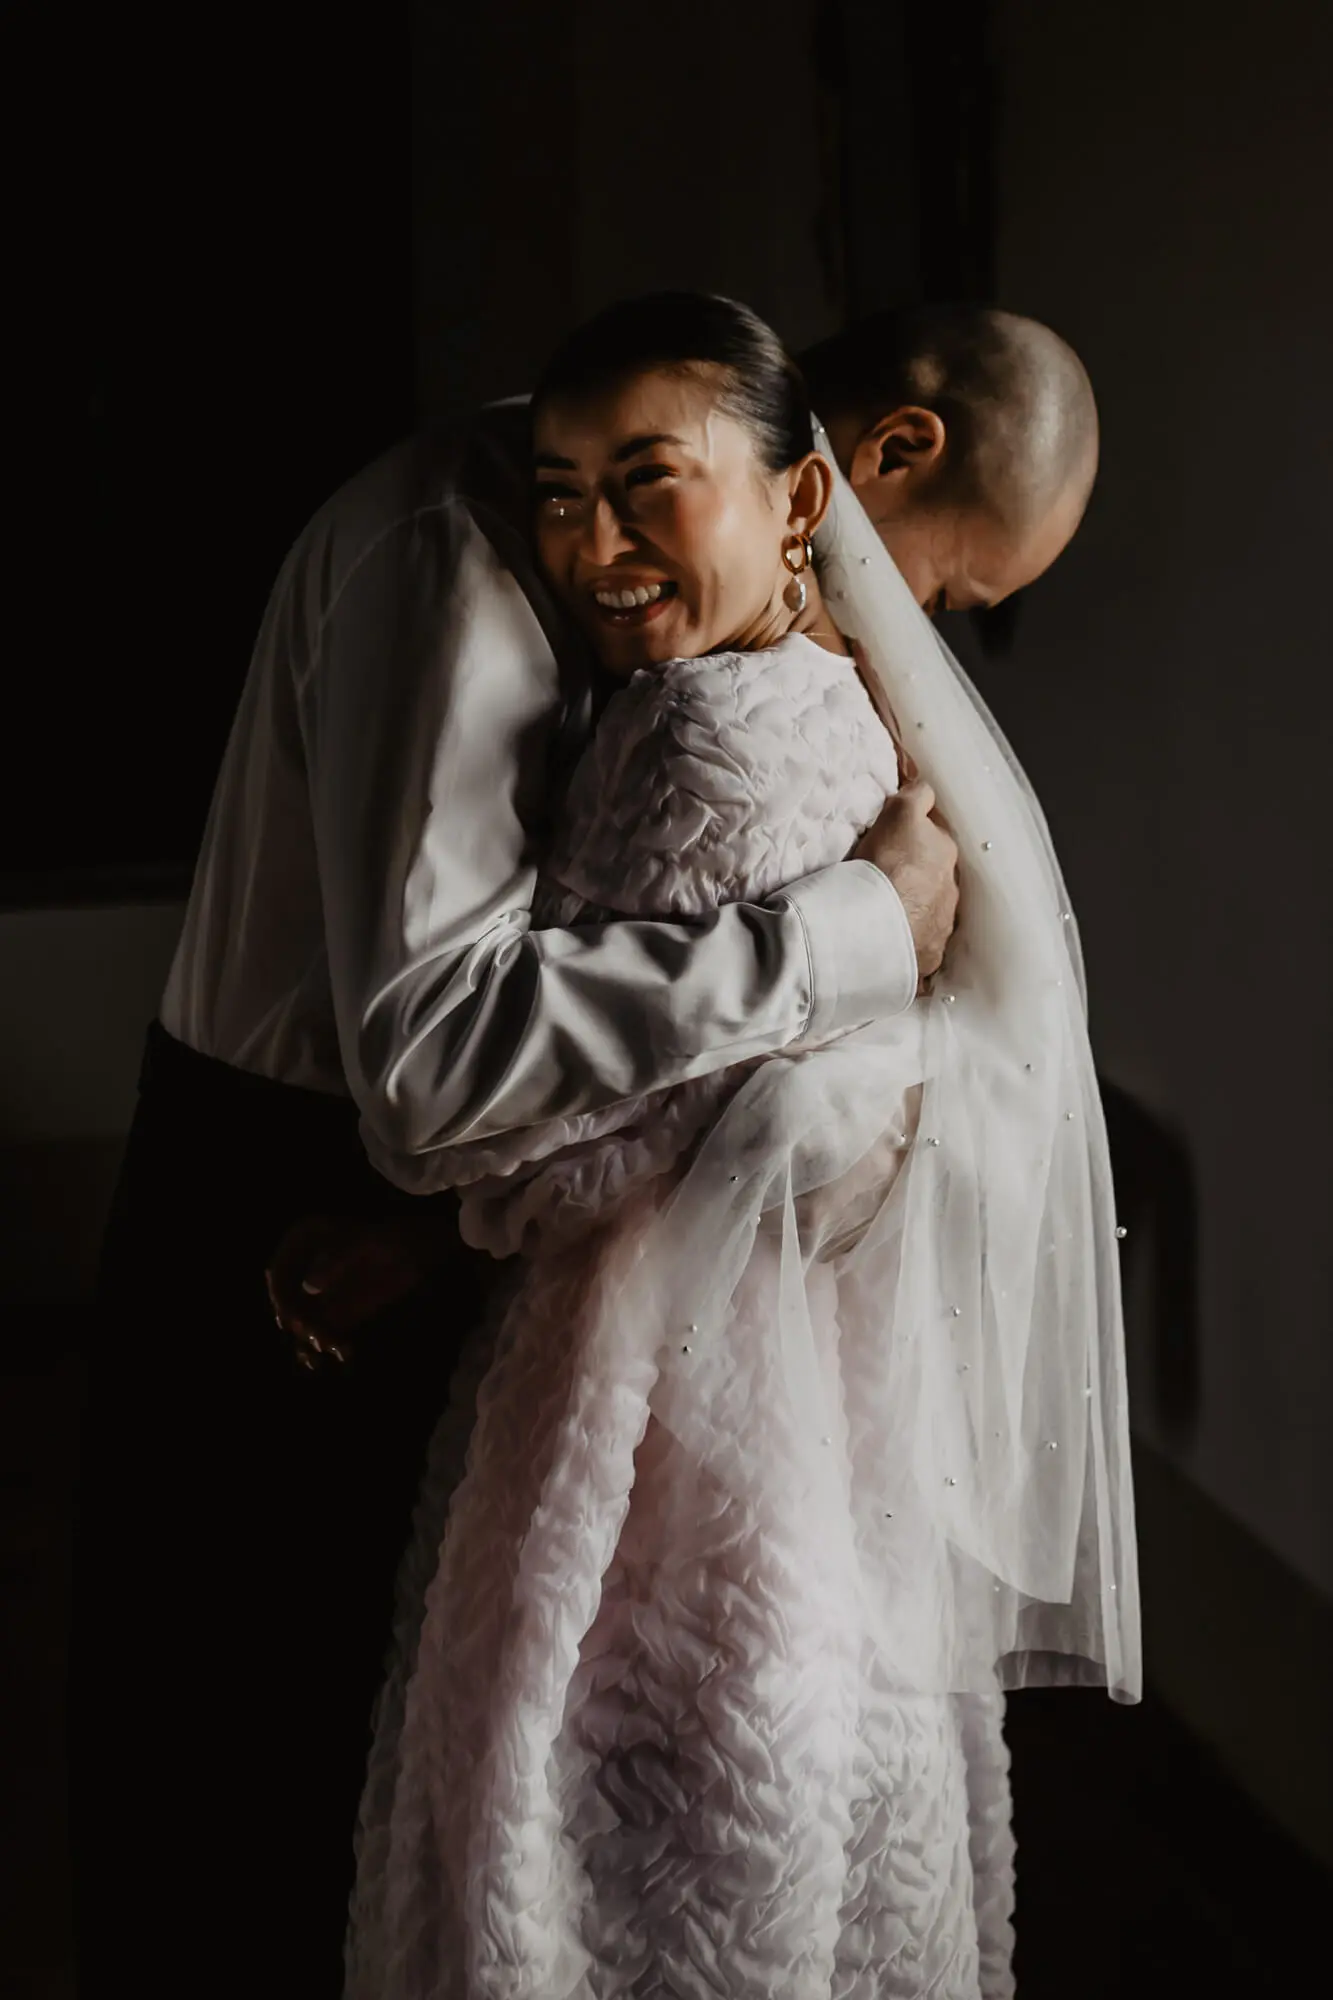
[{"x1": 582, "y1": 491, "x2": 639, "y2": 566}]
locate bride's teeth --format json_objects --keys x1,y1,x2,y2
[{"x1": 594, "y1": 580, "x2": 668, "y2": 610}]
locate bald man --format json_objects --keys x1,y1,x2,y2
[
  {"x1": 71, "y1": 301, "x2": 1096, "y2": 1997},
  {"x1": 803, "y1": 303, "x2": 1099, "y2": 617}
]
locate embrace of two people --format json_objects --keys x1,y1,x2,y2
[{"x1": 74, "y1": 292, "x2": 1138, "y2": 2000}]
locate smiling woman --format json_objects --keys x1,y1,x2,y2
[{"x1": 529, "y1": 292, "x2": 842, "y2": 677}]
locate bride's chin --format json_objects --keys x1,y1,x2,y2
[
  {"x1": 594, "y1": 628, "x2": 686, "y2": 674},
  {"x1": 573, "y1": 592, "x2": 693, "y2": 674}
]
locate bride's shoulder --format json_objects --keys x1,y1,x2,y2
[
  {"x1": 653, "y1": 631, "x2": 857, "y2": 707},
  {"x1": 595, "y1": 635, "x2": 875, "y2": 770}
]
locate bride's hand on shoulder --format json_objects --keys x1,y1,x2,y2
[{"x1": 854, "y1": 779, "x2": 960, "y2": 982}]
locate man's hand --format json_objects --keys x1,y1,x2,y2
[
  {"x1": 854, "y1": 779, "x2": 960, "y2": 982},
  {"x1": 266, "y1": 1212, "x2": 447, "y2": 1360}
]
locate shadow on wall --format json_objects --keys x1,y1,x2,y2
[{"x1": 1099, "y1": 1076, "x2": 1201, "y2": 1445}]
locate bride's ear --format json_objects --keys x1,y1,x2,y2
[
  {"x1": 787, "y1": 452, "x2": 836, "y2": 539},
  {"x1": 849, "y1": 406, "x2": 947, "y2": 499}
]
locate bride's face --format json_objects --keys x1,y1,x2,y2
[{"x1": 533, "y1": 367, "x2": 816, "y2": 677}]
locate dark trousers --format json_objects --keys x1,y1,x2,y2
[{"x1": 68, "y1": 1025, "x2": 486, "y2": 1997}]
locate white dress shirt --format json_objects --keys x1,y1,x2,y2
[{"x1": 160, "y1": 414, "x2": 920, "y2": 1193}]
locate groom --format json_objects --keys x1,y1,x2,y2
[{"x1": 71, "y1": 300, "x2": 1097, "y2": 1996}]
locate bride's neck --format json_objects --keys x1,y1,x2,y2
[
  {"x1": 716, "y1": 572, "x2": 851, "y2": 661},
  {"x1": 788, "y1": 575, "x2": 851, "y2": 657}
]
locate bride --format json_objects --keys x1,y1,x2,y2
[{"x1": 344, "y1": 293, "x2": 1139, "y2": 2000}]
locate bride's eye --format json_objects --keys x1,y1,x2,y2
[
  {"x1": 624, "y1": 464, "x2": 673, "y2": 489},
  {"x1": 535, "y1": 484, "x2": 581, "y2": 513}
]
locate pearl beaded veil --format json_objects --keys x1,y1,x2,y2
[{"x1": 595, "y1": 430, "x2": 1142, "y2": 1699}]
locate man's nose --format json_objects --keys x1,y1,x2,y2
[{"x1": 582, "y1": 493, "x2": 637, "y2": 566}]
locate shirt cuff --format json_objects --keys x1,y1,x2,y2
[{"x1": 774, "y1": 860, "x2": 918, "y2": 1037}]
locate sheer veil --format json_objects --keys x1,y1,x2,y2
[{"x1": 594, "y1": 427, "x2": 1141, "y2": 1700}]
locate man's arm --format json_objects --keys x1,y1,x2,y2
[{"x1": 293, "y1": 491, "x2": 923, "y2": 1193}]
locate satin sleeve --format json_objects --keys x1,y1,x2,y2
[{"x1": 293, "y1": 497, "x2": 919, "y2": 1194}]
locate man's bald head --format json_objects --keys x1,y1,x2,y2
[{"x1": 800, "y1": 306, "x2": 1099, "y2": 613}]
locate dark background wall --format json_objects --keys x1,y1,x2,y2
[
  {"x1": 8, "y1": 2, "x2": 415, "y2": 897},
  {"x1": 959, "y1": 0, "x2": 1333, "y2": 1864},
  {"x1": 977, "y1": 0, "x2": 1332, "y2": 1596}
]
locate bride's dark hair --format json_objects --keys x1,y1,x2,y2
[{"x1": 532, "y1": 292, "x2": 815, "y2": 472}]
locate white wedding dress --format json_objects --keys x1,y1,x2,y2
[{"x1": 345, "y1": 633, "x2": 1019, "y2": 1999}]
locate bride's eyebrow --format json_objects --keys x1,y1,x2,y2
[
  {"x1": 533, "y1": 432, "x2": 688, "y2": 475},
  {"x1": 610, "y1": 432, "x2": 686, "y2": 462}
]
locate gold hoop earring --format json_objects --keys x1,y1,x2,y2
[
  {"x1": 782, "y1": 532, "x2": 814, "y2": 575},
  {"x1": 782, "y1": 532, "x2": 814, "y2": 612}
]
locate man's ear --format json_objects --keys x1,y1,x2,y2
[
  {"x1": 849, "y1": 405, "x2": 947, "y2": 496},
  {"x1": 787, "y1": 452, "x2": 836, "y2": 539}
]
